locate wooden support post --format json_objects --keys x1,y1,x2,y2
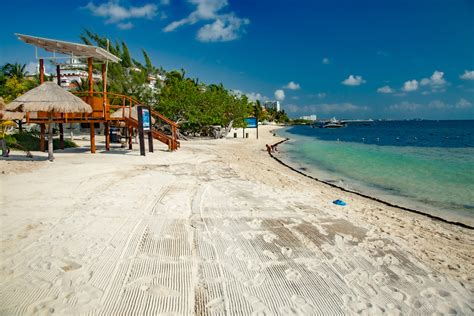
[
  {"x1": 56, "y1": 65, "x2": 64, "y2": 150},
  {"x1": 40, "y1": 124, "x2": 46, "y2": 152},
  {"x1": 101, "y1": 63, "x2": 108, "y2": 120},
  {"x1": 88, "y1": 57, "x2": 93, "y2": 96},
  {"x1": 39, "y1": 58, "x2": 45, "y2": 152},
  {"x1": 101, "y1": 64, "x2": 107, "y2": 96},
  {"x1": 171, "y1": 126, "x2": 176, "y2": 151},
  {"x1": 104, "y1": 122, "x2": 110, "y2": 151},
  {"x1": 56, "y1": 65, "x2": 61, "y2": 86},
  {"x1": 39, "y1": 59, "x2": 44, "y2": 84},
  {"x1": 87, "y1": 59, "x2": 95, "y2": 154},
  {"x1": 90, "y1": 123, "x2": 96, "y2": 153},
  {"x1": 59, "y1": 123, "x2": 64, "y2": 150},
  {"x1": 47, "y1": 112, "x2": 54, "y2": 161},
  {"x1": 128, "y1": 126, "x2": 133, "y2": 150}
]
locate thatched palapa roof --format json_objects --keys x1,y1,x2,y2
[
  {"x1": 6, "y1": 82, "x2": 93, "y2": 113},
  {"x1": 0, "y1": 97, "x2": 24, "y2": 120}
]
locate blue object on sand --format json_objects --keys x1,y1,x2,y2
[{"x1": 333, "y1": 199, "x2": 346, "y2": 206}]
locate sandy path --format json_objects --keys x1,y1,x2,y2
[{"x1": 1, "y1": 127, "x2": 473, "y2": 315}]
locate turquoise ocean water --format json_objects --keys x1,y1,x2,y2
[{"x1": 277, "y1": 121, "x2": 474, "y2": 225}]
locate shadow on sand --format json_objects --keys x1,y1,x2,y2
[{"x1": 0, "y1": 154, "x2": 48, "y2": 162}]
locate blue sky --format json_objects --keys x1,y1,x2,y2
[{"x1": 1, "y1": 0, "x2": 473, "y2": 119}]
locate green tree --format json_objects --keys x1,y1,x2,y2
[
  {"x1": 2, "y1": 63, "x2": 28, "y2": 79},
  {"x1": 1, "y1": 76, "x2": 37, "y2": 102},
  {"x1": 142, "y1": 49, "x2": 154, "y2": 73},
  {"x1": 121, "y1": 42, "x2": 132, "y2": 68}
]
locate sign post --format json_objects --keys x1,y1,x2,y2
[
  {"x1": 137, "y1": 106, "x2": 147, "y2": 156},
  {"x1": 244, "y1": 117, "x2": 258, "y2": 139},
  {"x1": 142, "y1": 106, "x2": 153, "y2": 153}
]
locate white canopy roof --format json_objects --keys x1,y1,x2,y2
[{"x1": 15, "y1": 33, "x2": 121, "y2": 63}]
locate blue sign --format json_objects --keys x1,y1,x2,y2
[
  {"x1": 244, "y1": 117, "x2": 258, "y2": 128},
  {"x1": 142, "y1": 108, "x2": 151, "y2": 131}
]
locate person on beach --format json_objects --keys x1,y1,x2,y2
[{"x1": 266, "y1": 144, "x2": 272, "y2": 154}]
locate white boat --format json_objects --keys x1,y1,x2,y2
[{"x1": 323, "y1": 117, "x2": 346, "y2": 128}]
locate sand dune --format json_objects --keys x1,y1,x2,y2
[{"x1": 1, "y1": 126, "x2": 473, "y2": 315}]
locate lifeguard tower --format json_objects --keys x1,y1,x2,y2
[{"x1": 15, "y1": 33, "x2": 179, "y2": 152}]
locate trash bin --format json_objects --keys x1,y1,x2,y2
[
  {"x1": 245, "y1": 133, "x2": 249, "y2": 138},
  {"x1": 110, "y1": 127, "x2": 121, "y2": 143},
  {"x1": 234, "y1": 132, "x2": 237, "y2": 138}
]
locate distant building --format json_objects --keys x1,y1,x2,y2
[
  {"x1": 264, "y1": 101, "x2": 281, "y2": 112},
  {"x1": 299, "y1": 114, "x2": 317, "y2": 121},
  {"x1": 53, "y1": 69, "x2": 101, "y2": 90}
]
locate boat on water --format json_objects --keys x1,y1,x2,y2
[{"x1": 322, "y1": 117, "x2": 347, "y2": 128}]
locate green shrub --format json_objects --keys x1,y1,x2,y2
[{"x1": 5, "y1": 131, "x2": 78, "y2": 151}]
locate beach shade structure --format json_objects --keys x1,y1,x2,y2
[
  {"x1": 6, "y1": 82, "x2": 93, "y2": 161},
  {"x1": 0, "y1": 97, "x2": 24, "y2": 121}
]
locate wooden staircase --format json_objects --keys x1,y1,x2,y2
[{"x1": 123, "y1": 112, "x2": 180, "y2": 151}]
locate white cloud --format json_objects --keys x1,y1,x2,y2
[
  {"x1": 274, "y1": 89, "x2": 285, "y2": 101},
  {"x1": 317, "y1": 92, "x2": 326, "y2": 99},
  {"x1": 275, "y1": 89, "x2": 285, "y2": 101},
  {"x1": 428, "y1": 100, "x2": 446, "y2": 109},
  {"x1": 232, "y1": 90, "x2": 268, "y2": 103},
  {"x1": 25, "y1": 61, "x2": 38, "y2": 75},
  {"x1": 377, "y1": 85, "x2": 394, "y2": 94},
  {"x1": 286, "y1": 104, "x2": 300, "y2": 113},
  {"x1": 84, "y1": 1, "x2": 158, "y2": 29},
  {"x1": 318, "y1": 103, "x2": 368, "y2": 113},
  {"x1": 393, "y1": 92, "x2": 407, "y2": 97},
  {"x1": 284, "y1": 81, "x2": 301, "y2": 90},
  {"x1": 117, "y1": 22, "x2": 134, "y2": 29},
  {"x1": 389, "y1": 99, "x2": 473, "y2": 112},
  {"x1": 402, "y1": 80, "x2": 419, "y2": 92},
  {"x1": 286, "y1": 103, "x2": 368, "y2": 114},
  {"x1": 164, "y1": 0, "x2": 249, "y2": 42},
  {"x1": 197, "y1": 15, "x2": 249, "y2": 42},
  {"x1": 460, "y1": 70, "x2": 474, "y2": 80},
  {"x1": 389, "y1": 101, "x2": 422, "y2": 111},
  {"x1": 402, "y1": 71, "x2": 448, "y2": 94},
  {"x1": 455, "y1": 98, "x2": 472, "y2": 109},
  {"x1": 246, "y1": 92, "x2": 268, "y2": 102},
  {"x1": 420, "y1": 71, "x2": 447, "y2": 87},
  {"x1": 342, "y1": 75, "x2": 366, "y2": 86},
  {"x1": 322, "y1": 57, "x2": 330, "y2": 64}
]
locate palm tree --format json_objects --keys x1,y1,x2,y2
[
  {"x1": 71, "y1": 78, "x2": 102, "y2": 93},
  {"x1": 2, "y1": 63, "x2": 28, "y2": 79}
]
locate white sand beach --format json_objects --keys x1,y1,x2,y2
[{"x1": 1, "y1": 125, "x2": 473, "y2": 315}]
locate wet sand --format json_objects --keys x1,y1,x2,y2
[{"x1": 0, "y1": 125, "x2": 473, "y2": 314}]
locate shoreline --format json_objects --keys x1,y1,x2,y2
[
  {"x1": 269, "y1": 136, "x2": 474, "y2": 230},
  {"x1": 269, "y1": 126, "x2": 474, "y2": 230}
]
